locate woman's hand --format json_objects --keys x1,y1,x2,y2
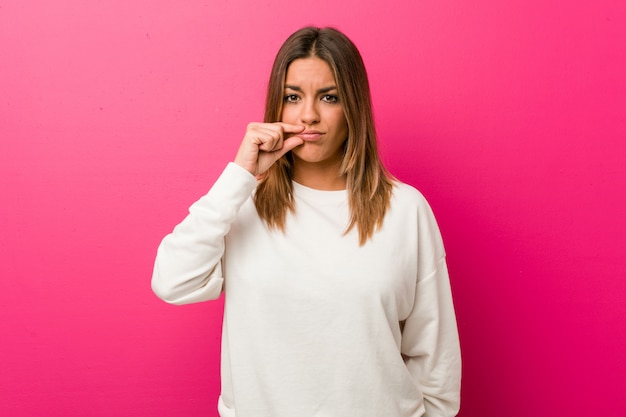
[{"x1": 234, "y1": 122, "x2": 305, "y2": 176}]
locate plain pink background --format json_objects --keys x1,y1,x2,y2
[{"x1": 1, "y1": 1, "x2": 625, "y2": 416}]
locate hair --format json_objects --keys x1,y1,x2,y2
[{"x1": 254, "y1": 26, "x2": 394, "y2": 245}]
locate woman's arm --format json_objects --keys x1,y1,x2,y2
[
  {"x1": 152, "y1": 122, "x2": 303, "y2": 304},
  {"x1": 151, "y1": 163, "x2": 257, "y2": 305},
  {"x1": 402, "y1": 257, "x2": 461, "y2": 417},
  {"x1": 401, "y1": 195, "x2": 462, "y2": 416}
]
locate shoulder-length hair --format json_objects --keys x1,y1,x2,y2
[{"x1": 255, "y1": 26, "x2": 394, "y2": 245}]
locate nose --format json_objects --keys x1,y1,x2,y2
[{"x1": 299, "y1": 99, "x2": 320, "y2": 125}]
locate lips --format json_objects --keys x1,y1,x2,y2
[{"x1": 298, "y1": 130, "x2": 324, "y2": 141}]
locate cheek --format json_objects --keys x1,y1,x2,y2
[
  {"x1": 333, "y1": 110, "x2": 348, "y2": 133},
  {"x1": 281, "y1": 107, "x2": 296, "y2": 123},
  {"x1": 326, "y1": 109, "x2": 347, "y2": 125}
]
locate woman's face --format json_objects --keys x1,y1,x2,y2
[{"x1": 281, "y1": 57, "x2": 348, "y2": 170}]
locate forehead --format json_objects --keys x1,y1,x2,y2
[{"x1": 285, "y1": 57, "x2": 336, "y2": 86}]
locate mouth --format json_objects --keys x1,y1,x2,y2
[{"x1": 297, "y1": 130, "x2": 324, "y2": 142}]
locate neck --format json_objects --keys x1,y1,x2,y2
[{"x1": 292, "y1": 158, "x2": 347, "y2": 191}]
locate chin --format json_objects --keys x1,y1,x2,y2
[{"x1": 293, "y1": 153, "x2": 342, "y2": 167}]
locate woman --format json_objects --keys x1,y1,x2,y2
[{"x1": 152, "y1": 27, "x2": 461, "y2": 417}]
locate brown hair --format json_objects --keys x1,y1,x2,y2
[{"x1": 254, "y1": 26, "x2": 394, "y2": 245}]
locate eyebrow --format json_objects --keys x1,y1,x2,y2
[{"x1": 284, "y1": 85, "x2": 338, "y2": 94}]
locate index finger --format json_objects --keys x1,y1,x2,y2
[{"x1": 275, "y1": 122, "x2": 305, "y2": 134}]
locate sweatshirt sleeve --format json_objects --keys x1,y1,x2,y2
[
  {"x1": 401, "y1": 200, "x2": 462, "y2": 417},
  {"x1": 151, "y1": 163, "x2": 258, "y2": 305}
]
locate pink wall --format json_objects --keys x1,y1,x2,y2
[{"x1": 2, "y1": 1, "x2": 625, "y2": 416}]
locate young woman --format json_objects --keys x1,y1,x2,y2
[{"x1": 152, "y1": 27, "x2": 461, "y2": 417}]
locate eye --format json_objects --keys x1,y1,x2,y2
[
  {"x1": 284, "y1": 94, "x2": 300, "y2": 103},
  {"x1": 321, "y1": 94, "x2": 339, "y2": 104}
]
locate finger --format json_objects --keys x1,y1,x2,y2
[
  {"x1": 275, "y1": 122, "x2": 305, "y2": 135},
  {"x1": 257, "y1": 136, "x2": 303, "y2": 173},
  {"x1": 257, "y1": 131, "x2": 282, "y2": 152},
  {"x1": 273, "y1": 136, "x2": 304, "y2": 158},
  {"x1": 248, "y1": 126, "x2": 282, "y2": 151}
]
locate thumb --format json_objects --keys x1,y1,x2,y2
[{"x1": 274, "y1": 136, "x2": 304, "y2": 159}]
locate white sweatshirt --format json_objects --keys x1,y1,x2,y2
[{"x1": 152, "y1": 163, "x2": 461, "y2": 417}]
